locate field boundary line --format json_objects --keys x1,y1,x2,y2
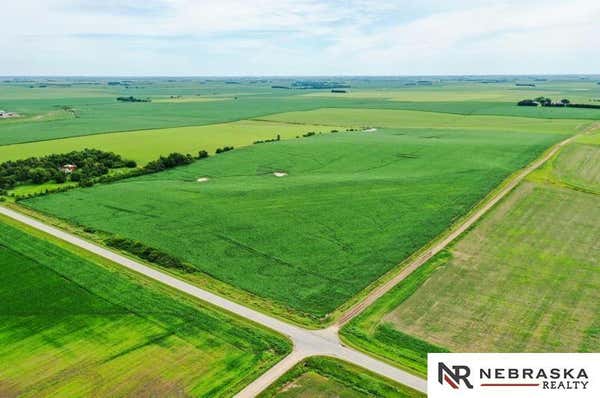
[{"x1": 336, "y1": 124, "x2": 595, "y2": 326}]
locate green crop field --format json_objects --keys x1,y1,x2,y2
[
  {"x1": 0, "y1": 120, "x2": 342, "y2": 165},
  {"x1": 0, "y1": 216, "x2": 290, "y2": 397},
  {"x1": 341, "y1": 137, "x2": 600, "y2": 375},
  {"x1": 22, "y1": 121, "x2": 574, "y2": 325},
  {"x1": 258, "y1": 357, "x2": 424, "y2": 398},
  {"x1": 260, "y1": 108, "x2": 590, "y2": 134}
]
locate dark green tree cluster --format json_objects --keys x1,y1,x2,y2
[
  {"x1": 0, "y1": 149, "x2": 135, "y2": 191},
  {"x1": 518, "y1": 97, "x2": 600, "y2": 109},
  {"x1": 517, "y1": 99, "x2": 538, "y2": 106},
  {"x1": 197, "y1": 150, "x2": 209, "y2": 159},
  {"x1": 116, "y1": 96, "x2": 151, "y2": 102},
  {"x1": 144, "y1": 152, "x2": 194, "y2": 172},
  {"x1": 253, "y1": 134, "x2": 281, "y2": 145},
  {"x1": 215, "y1": 146, "x2": 234, "y2": 154}
]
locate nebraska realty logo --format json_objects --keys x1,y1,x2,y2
[{"x1": 428, "y1": 354, "x2": 600, "y2": 397}]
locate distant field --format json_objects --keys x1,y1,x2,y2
[
  {"x1": 258, "y1": 357, "x2": 424, "y2": 398},
  {"x1": 0, "y1": 94, "x2": 340, "y2": 145},
  {"x1": 0, "y1": 120, "x2": 342, "y2": 164},
  {"x1": 23, "y1": 126, "x2": 567, "y2": 324},
  {"x1": 2, "y1": 78, "x2": 599, "y2": 146},
  {"x1": 0, "y1": 217, "x2": 290, "y2": 397},
  {"x1": 260, "y1": 108, "x2": 590, "y2": 134},
  {"x1": 341, "y1": 137, "x2": 599, "y2": 375}
]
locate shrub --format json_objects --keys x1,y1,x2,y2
[
  {"x1": 197, "y1": 150, "x2": 209, "y2": 159},
  {"x1": 105, "y1": 236, "x2": 194, "y2": 272},
  {"x1": 517, "y1": 99, "x2": 538, "y2": 107}
]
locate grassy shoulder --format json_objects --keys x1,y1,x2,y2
[
  {"x1": 0, "y1": 213, "x2": 292, "y2": 397},
  {"x1": 258, "y1": 357, "x2": 425, "y2": 398},
  {"x1": 340, "y1": 252, "x2": 451, "y2": 377},
  {"x1": 528, "y1": 142, "x2": 599, "y2": 194}
]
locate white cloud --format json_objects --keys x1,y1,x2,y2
[{"x1": 1, "y1": 0, "x2": 599, "y2": 75}]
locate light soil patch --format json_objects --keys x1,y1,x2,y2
[
  {"x1": 273, "y1": 171, "x2": 288, "y2": 177},
  {"x1": 197, "y1": 177, "x2": 210, "y2": 183}
]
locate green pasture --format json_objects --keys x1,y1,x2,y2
[
  {"x1": 23, "y1": 126, "x2": 566, "y2": 324},
  {"x1": 258, "y1": 357, "x2": 424, "y2": 398},
  {"x1": 341, "y1": 138, "x2": 599, "y2": 375},
  {"x1": 0, "y1": 217, "x2": 290, "y2": 397}
]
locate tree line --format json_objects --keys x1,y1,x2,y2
[
  {"x1": 116, "y1": 96, "x2": 151, "y2": 103},
  {"x1": 518, "y1": 97, "x2": 600, "y2": 109}
]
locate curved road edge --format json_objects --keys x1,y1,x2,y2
[{"x1": 0, "y1": 206, "x2": 427, "y2": 396}]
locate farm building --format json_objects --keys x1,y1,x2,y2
[
  {"x1": 0, "y1": 110, "x2": 18, "y2": 118},
  {"x1": 60, "y1": 164, "x2": 78, "y2": 173}
]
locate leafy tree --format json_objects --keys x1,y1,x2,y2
[
  {"x1": 54, "y1": 171, "x2": 67, "y2": 184},
  {"x1": 69, "y1": 170, "x2": 82, "y2": 182},
  {"x1": 28, "y1": 167, "x2": 51, "y2": 184},
  {"x1": 198, "y1": 150, "x2": 209, "y2": 159}
]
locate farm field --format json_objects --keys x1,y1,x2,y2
[
  {"x1": 530, "y1": 137, "x2": 600, "y2": 193},
  {"x1": 2, "y1": 77, "x2": 599, "y2": 146},
  {"x1": 22, "y1": 123, "x2": 573, "y2": 325},
  {"x1": 340, "y1": 136, "x2": 600, "y2": 375},
  {"x1": 0, "y1": 120, "x2": 342, "y2": 165},
  {"x1": 0, "y1": 216, "x2": 290, "y2": 397},
  {"x1": 260, "y1": 107, "x2": 589, "y2": 134},
  {"x1": 259, "y1": 357, "x2": 424, "y2": 398}
]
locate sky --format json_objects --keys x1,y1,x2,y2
[{"x1": 2, "y1": 0, "x2": 600, "y2": 76}]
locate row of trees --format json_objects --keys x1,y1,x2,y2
[
  {"x1": 215, "y1": 146, "x2": 234, "y2": 154},
  {"x1": 144, "y1": 152, "x2": 194, "y2": 172},
  {"x1": 116, "y1": 96, "x2": 151, "y2": 103},
  {"x1": 0, "y1": 149, "x2": 136, "y2": 193},
  {"x1": 518, "y1": 97, "x2": 600, "y2": 109},
  {"x1": 518, "y1": 97, "x2": 571, "y2": 107},
  {"x1": 253, "y1": 135, "x2": 281, "y2": 145}
]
